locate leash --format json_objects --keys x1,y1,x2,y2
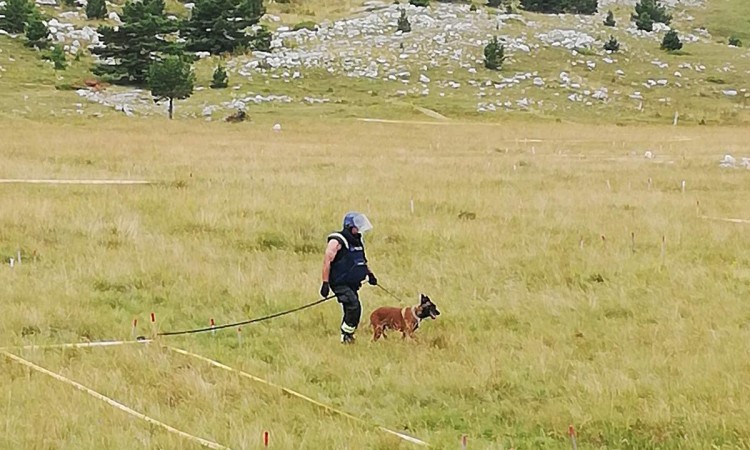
[
  {"x1": 376, "y1": 284, "x2": 408, "y2": 304},
  {"x1": 156, "y1": 294, "x2": 338, "y2": 337}
]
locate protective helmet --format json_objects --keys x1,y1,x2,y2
[{"x1": 343, "y1": 211, "x2": 373, "y2": 233}]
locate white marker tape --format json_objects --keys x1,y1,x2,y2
[
  {"x1": 1, "y1": 350, "x2": 230, "y2": 450},
  {"x1": 700, "y1": 216, "x2": 750, "y2": 224},
  {"x1": 0, "y1": 179, "x2": 152, "y2": 185},
  {"x1": 165, "y1": 346, "x2": 430, "y2": 447},
  {"x1": 0, "y1": 339, "x2": 151, "y2": 351}
]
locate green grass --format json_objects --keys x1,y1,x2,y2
[
  {"x1": 699, "y1": 0, "x2": 750, "y2": 43},
  {"x1": 2, "y1": 117, "x2": 750, "y2": 448}
]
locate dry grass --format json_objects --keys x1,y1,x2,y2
[{"x1": 2, "y1": 116, "x2": 750, "y2": 449}]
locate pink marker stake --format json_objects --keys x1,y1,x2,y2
[
  {"x1": 150, "y1": 312, "x2": 156, "y2": 336},
  {"x1": 131, "y1": 319, "x2": 138, "y2": 339},
  {"x1": 263, "y1": 431, "x2": 269, "y2": 447},
  {"x1": 210, "y1": 318, "x2": 215, "y2": 336},
  {"x1": 461, "y1": 434, "x2": 468, "y2": 450},
  {"x1": 237, "y1": 327, "x2": 242, "y2": 347}
]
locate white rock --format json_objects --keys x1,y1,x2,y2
[
  {"x1": 272, "y1": 123, "x2": 281, "y2": 132},
  {"x1": 419, "y1": 74, "x2": 430, "y2": 83},
  {"x1": 723, "y1": 90, "x2": 738, "y2": 97}
]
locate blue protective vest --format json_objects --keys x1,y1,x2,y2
[{"x1": 328, "y1": 231, "x2": 369, "y2": 288}]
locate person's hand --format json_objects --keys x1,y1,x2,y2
[
  {"x1": 367, "y1": 273, "x2": 378, "y2": 286},
  {"x1": 320, "y1": 281, "x2": 330, "y2": 297}
]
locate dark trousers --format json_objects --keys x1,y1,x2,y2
[{"x1": 332, "y1": 285, "x2": 361, "y2": 335}]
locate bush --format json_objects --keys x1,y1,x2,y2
[
  {"x1": 46, "y1": 45, "x2": 67, "y2": 70},
  {"x1": 603, "y1": 35, "x2": 620, "y2": 52},
  {"x1": 396, "y1": 9, "x2": 410, "y2": 32},
  {"x1": 292, "y1": 20, "x2": 318, "y2": 31},
  {"x1": 469, "y1": 3, "x2": 477, "y2": 11},
  {"x1": 410, "y1": 0, "x2": 429, "y2": 7},
  {"x1": 661, "y1": 29, "x2": 682, "y2": 51},
  {"x1": 210, "y1": 64, "x2": 228, "y2": 88},
  {"x1": 486, "y1": 0, "x2": 502, "y2": 7},
  {"x1": 604, "y1": 10, "x2": 616, "y2": 27},
  {"x1": 483, "y1": 36, "x2": 505, "y2": 71},
  {"x1": 520, "y1": 0, "x2": 596, "y2": 15},
  {"x1": 728, "y1": 36, "x2": 742, "y2": 47},
  {"x1": 86, "y1": 0, "x2": 107, "y2": 19}
]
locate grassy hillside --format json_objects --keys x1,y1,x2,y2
[{"x1": 2, "y1": 117, "x2": 750, "y2": 448}]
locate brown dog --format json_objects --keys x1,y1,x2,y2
[{"x1": 369, "y1": 294, "x2": 440, "y2": 341}]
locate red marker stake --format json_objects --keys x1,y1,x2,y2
[
  {"x1": 150, "y1": 312, "x2": 156, "y2": 337},
  {"x1": 263, "y1": 431, "x2": 269, "y2": 447},
  {"x1": 210, "y1": 318, "x2": 215, "y2": 336},
  {"x1": 237, "y1": 327, "x2": 242, "y2": 347},
  {"x1": 569, "y1": 425, "x2": 578, "y2": 450},
  {"x1": 131, "y1": 319, "x2": 138, "y2": 339},
  {"x1": 461, "y1": 434, "x2": 467, "y2": 450}
]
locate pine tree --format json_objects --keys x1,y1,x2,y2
[
  {"x1": 86, "y1": 0, "x2": 107, "y2": 20},
  {"x1": 148, "y1": 54, "x2": 195, "y2": 119},
  {"x1": 634, "y1": 10, "x2": 653, "y2": 32},
  {"x1": 632, "y1": 0, "x2": 670, "y2": 25},
  {"x1": 252, "y1": 24, "x2": 272, "y2": 52},
  {"x1": 409, "y1": 0, "x2": 429, "y2": 7},
  {"x1": 604, "y1": 10, "x2": 616, "y2": 27},
  {"x1": 397, "y1": 8, "x2": 410, "y2": 33},
  {"x1": 47, "y1": 45, "x2": 67, "y2": 69},
  {"x1": 661, "y1": 29, "x2": 682, "y2": 52},
  {"x1": 483, "y1": 36, "x2": 505, "y2": 71},
  {"x1": 603, "y1": 35, "x2": 620, "y2": 52},
  {"x1": 92, "y1": 0, "x2": 181, "y2": 85},
  {"x1": 728, "y1": 36, "x2": 742, "y2": 47},
  {"x1": 24, "y1": 9, "x2": 49, "y2": 49},
  {"x1": 210, "y1": 64, "x2": 228, "y2": 88},
  {"x1": 182, "y1": 0, "x2": 267, "y2": 55},
  {"x1": 0, "y1": 0, "x2": 33, "y2": 34}
]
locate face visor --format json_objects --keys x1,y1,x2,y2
[{"x1": 343, "y1": 212, "x2": 373, "y2": 233}]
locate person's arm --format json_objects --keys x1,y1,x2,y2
[{"x1": 321, "y1": 239, "x2": 341, "y2": 283}]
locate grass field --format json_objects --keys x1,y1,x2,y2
[{"x1": 2, "y1": 116, "x2": 750, "y2": 449}]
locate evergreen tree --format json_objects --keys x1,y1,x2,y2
[
  {"x1": 634, "y1": 10, "x2": 653, "y2": 32},
  {"x1": 182, "y1": 0, "x2": 266, "y2": 55},
  {"x1": 632, "y1": 0, "x2": 670, "y2": 25},
  {"x1": 0, "y1": 0, "x2": 33, "y2": 34},
  {"x1": 604, "y1": 10, "x2": 616, "y2": 27},
  {"x1": 148, "y1": 54, "x2": 195, "y2": 119},
  {"x1": 409, "y1": 0, "x2": 429, "y2": 7},
  {"x1": 603, "y1": 35, "x2": 620, "y2": 52},
  {"x1": 520, "y1": 0, "x2": 596, "y2": 15},
  {"x1": 92, "y1": 0, "x2": 181, "y2": 85},
  {"x1": 251, "y1": 24, "x2": 272, "y2": 52},
  {"x1": 661, "y1": 29, "x2": 682, "y2": 51},
  {"x1": 210, "y1": 64, "x2": 228, "y2": 88},
  {"x1": 728, "y1": 36, "x2": 742, "y2": 47},
  {"x1": 24, "y1": 9, "x2": 50, "y2": 49},
  {"x1": 483, "y1": 36, "x2": 505, "y2": 71},
  {"x1": 397, "y1": 8, "x2": 410, "y2": 33},
  {"x1": 46, "y1": 45, "x2": 67, "y2": 69},
  {"x1": 86, "y1": 0, "x2": 108, "y2": 20}
]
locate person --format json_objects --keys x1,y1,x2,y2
[{"x1": 320, "y1": 211, "x2": 378, "y2": 344}]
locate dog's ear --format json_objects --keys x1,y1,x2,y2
[{"x1": 420, "y1": 294, "x2": 429, "y2": 304}]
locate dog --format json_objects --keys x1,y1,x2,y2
[{"x1": 369, "y1": 293, "x2": 440, "y2": 341}]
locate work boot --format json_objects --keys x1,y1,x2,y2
[{"x1": 340, "y1": 332, "x2": 355, "y2": 344}]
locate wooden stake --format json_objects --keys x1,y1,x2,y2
[{"x1": 631, "y1": 232, "x2": 635, "y2": 253}]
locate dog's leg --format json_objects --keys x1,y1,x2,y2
[{"x1": 372, "y1": 324, "x2": 382, "y2": 341}]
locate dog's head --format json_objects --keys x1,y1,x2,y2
[{"x1": 416, "y1": 293, "x2": 440, "y2": 320}]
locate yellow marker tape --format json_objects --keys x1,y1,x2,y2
[
  {"x1": 1, "y1": 350, "x2": 230, "y2": 450},
  {"x1": 165, "y1": 345, "x2": 430, "y2": 447}
]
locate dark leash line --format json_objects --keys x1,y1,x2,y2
[
  {"x1": 152, "y1": 284, "x2": 406, "y2": 338},
  {"x1": 376, "y1": 284, "x2": 408, "y2": 304},
  {"x1": 155, "y1": 294, "x2": 339, "y2": 337}
]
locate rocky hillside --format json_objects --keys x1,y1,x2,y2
[{"x1": 0, "y1": 0, "x2": 748, "y2": 124}]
